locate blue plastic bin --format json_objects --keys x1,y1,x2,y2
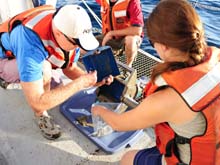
[{"x1": 60, "y1": 87, "x2": 143, "y2": 154}]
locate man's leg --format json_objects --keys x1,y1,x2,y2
[
  {"x1": 0, "y1": 58, "x2": 21, "y2": 89},
  {"x1": 124, "y1": 35, "x2": 142, "y2": 68},
  {"x1": 0, "y1": 58, "x2": 19, "y2": 83}
]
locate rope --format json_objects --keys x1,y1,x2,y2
[
  {"x1": 195, "y1": 3, "x2": 220, "y2": 11},
  {"x1": 192, "y1": 1, "x2": 220, "y2": 11},
  {"x1": 192, "y1": 0, "x2": 199, "y2": 8},
  {"x1": 80, "y1": 0, "x2": 102, "y2": 28}
]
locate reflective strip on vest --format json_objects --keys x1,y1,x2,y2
[
  {"x1": 42, "y1": 39, "x2": 63, "y2": 54},
  {"x1": 48, "y1": 55, "x2": 65, "y2": 67},
  {"x1": 156, "y1": 63, "x2": 220, "y2": 107},
  {"x1": 117, "y1": 0, "x2": 127, "y2": 3},
  {"x1": 182, "y1": 62, "x2": 220, "y2": 106},
  {"x1": 100, "y1": 6, "x2": 104, "y2": 12},
  {"x1": 42, "y1": 39, "x2": 65, "y2": 67},
  {"x1": 155, "y1": 75, "x2": 168, "y2": 86},
  {"x1": 114, "y1": 10, "x2": 127, "y2": 17},
  {"x1": 25, "y1": 10, "x2": 54, "y2": 29}
]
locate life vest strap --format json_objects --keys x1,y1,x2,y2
[
  {"x1": 165, "y1": 140, "x2": 172, "y2": 157},
  {"x1": 0, "y1": 33, "x2": 15, "y2": 59},
  {"x1": 0, "y1": 33, "x2": 4, "y2": 50},
  {"x1": 175, "y1": 135, "x2": 191, "y2": 144},
  {"x1": 165, "y1": 134, "x2": 190, "y2": 164},
  {"x1": 61, "y1": 49, "x2": 69, "y2": 69},
  {"x1": 217, "y1": 141, "x2": 220, "y2": 149},
  {"x1": 176, "y1": 163, "x2": 188, "y2": 165}
]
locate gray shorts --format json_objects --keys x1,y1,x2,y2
[
  {"x1": 96, "y1": 34, "x2": 125, "y2": 50},
  {"x1": 96, "y1": 34, "x2": 142, "y2": 51}
]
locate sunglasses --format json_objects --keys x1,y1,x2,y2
[
  {"x1": 63, "y1": 33, "x2": 78, "y2": 46},
  {"x1": 149, "y1": 40, "x2": 154, "y2": 48}
]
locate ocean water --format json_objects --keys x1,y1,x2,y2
[{"x1": 40, "y1": 0, "x2": 220, "y2": 56}]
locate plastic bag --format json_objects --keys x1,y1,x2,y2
[{"x1": 91, "y1": 102, "x2": 125, "y2": 137}]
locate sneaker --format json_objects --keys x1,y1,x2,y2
[
  {"x1": 35, "y1": 111, "x2": 61, "y2": 140},
  {"x1": 0, "y1": 78, "x2": 21, "y2": 90},
  {"x1": 6, "y1": 83, "x2": 22, "y2": 90},
  {"x1": 0, "y1": 78, "x2": 9, "y2": 89}
]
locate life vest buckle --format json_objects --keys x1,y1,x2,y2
[{"x1": 175, "y1": 136, "x2": 190, "y2": 144}]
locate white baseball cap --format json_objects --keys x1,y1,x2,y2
[{"x1": 53, "y1": 5, "x2": 99, "y2": 51}]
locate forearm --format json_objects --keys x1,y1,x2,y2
[
  {"x1": 37, "y1": 78, "x2": 87, "y2": 110},
  {"x1": 98, "y1": 108, "x2": 123, "y2": 131},
  {"x1": 22, "y1": 71, "x2": 97, "y2": 114},
  {"x1": 96, "y1": 107, "x2": 136, "y2": 131}
]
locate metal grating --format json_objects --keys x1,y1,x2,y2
[
  {"x1": 79, "y1": 48, "x2": 162, "y2": 80},
  {"x1": 115, "y1": 49, "x2": 161, "y2": 79}
]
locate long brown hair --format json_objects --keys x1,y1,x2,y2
[{"x1": 147, "y1": 0, "x2": 207, "y2": 82}]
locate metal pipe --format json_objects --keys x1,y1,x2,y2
[{"x1": 122, "y1": 96, "x2": 139, "y2": 109}]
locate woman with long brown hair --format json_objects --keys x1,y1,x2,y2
[{"x1": 92, "y1": 0, "x2": 220, "y2": 164}]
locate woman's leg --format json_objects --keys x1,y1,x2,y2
[
  {"x1": 121, "y1": 147, "x2": 162, "y2": 165},
  {"x1": 120, "y1": 150, "x2": 139, "y2": 165}
]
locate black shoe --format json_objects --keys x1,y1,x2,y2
[{"x1": 0, "y1": 78, "x2": 9, "y2": 89}]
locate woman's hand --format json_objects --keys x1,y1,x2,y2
[{"x1": 91, "y1": 105, "x2": 106, "y2": 117}]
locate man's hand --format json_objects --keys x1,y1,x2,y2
[
  {"x1": 95, "y1": 75, "x2": 114, "y2": 87},
  {"x1": 79, "y1": 71, "x2": 98, "y2": 88},
  {"x1": 102, "y1": 31, "x2": 114, "y2": 46},
  {"x1": 80, "y1": 71, "x2": 114, "y2": 88}
]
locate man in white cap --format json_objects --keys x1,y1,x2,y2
[{"x1": 0, "y1": 4, "x2": 113, "y2": 140}]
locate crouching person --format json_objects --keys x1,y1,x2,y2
[{"x1": 0, "y1": 5, "x2": 113, "y2": 140}]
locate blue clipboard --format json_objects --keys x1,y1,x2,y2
[{"x1": 82, "y1": 46, "x2": 120, "y2": 82}]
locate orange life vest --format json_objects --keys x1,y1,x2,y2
[
  {"x1": 0, "y1": 5, "x2": 78, "y2": 69},
  {"x1": 215, "y1": 106, "x2": 220, "y2": 165},
  {"x1": 144, "y1": 47, "x2": 220, "y2": 164},
  {"x1": 100, "y1": 0, "x2": 131, "y2": 35}
]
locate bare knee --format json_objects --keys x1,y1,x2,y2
[
  {"x1": 125, "y1": 36, "x2": 140, "y2": 51},
  {"x1": 124, "y1": 36, "x2": 135, "y2": 51},
  {"x1": 124, "y1": 36, "x2": 140, "y2": 67},
  {"x1": 0, "y1": 59, "x2": 20, "y2": 82},
  {"x1": 120, "y1": 150, "x2": 139, "y2": 165}
]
